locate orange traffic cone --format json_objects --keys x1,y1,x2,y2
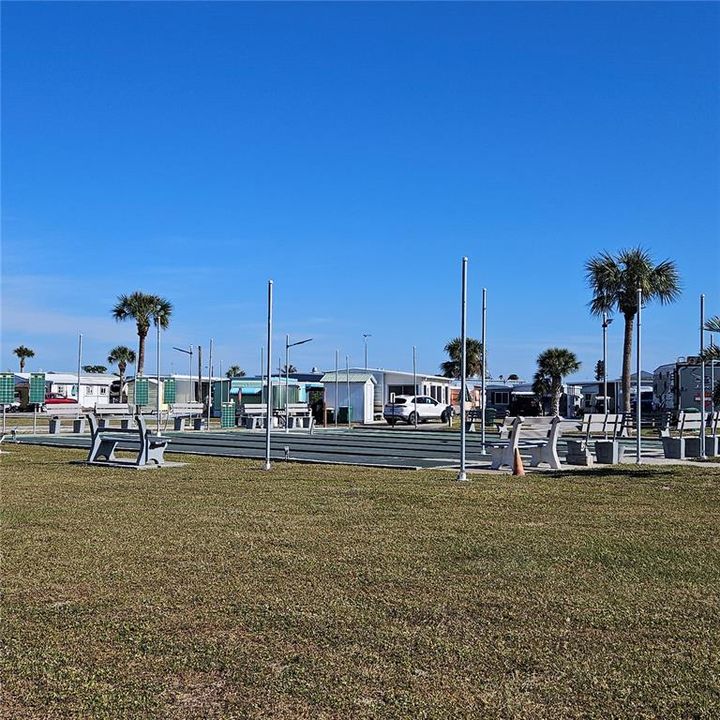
[{"x1": 512, "y1": 448, "x2": 525, "y2": 476}]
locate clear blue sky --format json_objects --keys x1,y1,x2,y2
[{"x1": 2, "y1": 1, "x2": 719, "y2": 381}]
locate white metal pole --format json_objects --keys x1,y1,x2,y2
[
  {"x1": 413, "y1": 346, "x2": 418, "y2": 430},
  {"x1": 458, "y1": 257, "x2": 468, "y2": 481},
  {"x1": 603, "y1": 312, "x2": 608, "y2": 417},
  {"x1": 207, "y1": 338, "x2": 213, "y2": 431},
  {"x1": 481, "y1": 288, "x2": 487, "y2": 453},
  {"x1": 189, "y1": 346, "x2": 193, "y2": 404},
  {"x1": 700, "y1": 294, "x2": 706, "y2": 458},
  {"x1": 636, "y1": 287, "x2": 642, "y2": 464},
  {"x1": 346, "y1": 354, "x2": 351, "y2": 428},
  {"x1": 77, "y1": 333, "x2": 83, "y2": 408},
  {"x1": 264, "y1": 281, "x2": 273, "y2": 470},
  {"x1": 156, "y1": 323, "x2": 161, "y2": 434},
  {"x1": 334, "y1": 350, "x2": 339, "y2": 428},
  {"x1": 285, "y1": 335, "x2": 290, "y2": 434},
  {"x1": 711, "y1": 334, "x2": 716, "y2": 411}
]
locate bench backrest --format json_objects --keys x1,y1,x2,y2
[
  {"x1": 170, "y1": 402, "x2": 204, "y2": 414},
  {"x1": 677, "y1": 411, "x2": 703, "y2": 437},
  {"x1": 285, "y1": 403, "x2": 310, "y2": 415},
  {"x1": 582, "y1": 413, "x2": 623, "y2": 440},
  {"x1": 708, "y1": 410, "x2": 720, "y2": 438},
  {"x1": 46, "y1": 405, "x2": 83, "y2": 417},
  {"x1": 240, "y1": 404, "x2": 269, "y2": 416},
  {"x1": 519, "y1": 416, "x2": 558, "y2": 439},
  {"x1": 88, "y1": 413, "x2": 148, "y2": 437},
  {"x1": 95, "y1": 403, "x2": 132, "y2": 416}
]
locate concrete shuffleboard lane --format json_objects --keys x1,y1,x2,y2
[{"x1": 14, "y1": 432, "x2": 483, "y2": 470}]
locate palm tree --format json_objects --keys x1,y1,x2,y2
[
  {"x1": 532, "y1": 348, "x2": 581, "y2": 417},
  {"x1": 107, "y1": 345, "x2": 136, "y2": 403},
  {"x1": 702, "y1": 316, "x2": 720, "y2": 362},
  {"x1": 281, "y1": 364, "x2": 297, "y2": 375},
  {"x1": 440, "y1": 337, "x2": 484, "y2": 378},
  {"x1": 112, "y1": 292, "x2": 172, "y2": 376},
  {"x1": 225, "y1": 365, "x2": 246, "y2": 378},
  {"x1": 586, "y1": 248, "x2": 680, "y2": 414},
  {"x1": 13, "y1": 345, "x2": 35, "y2": 372},
  {"x1": 82, "y1": 365, "x2": 108, "y2": 373}
]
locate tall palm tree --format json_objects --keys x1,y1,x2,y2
[
  {"x1": 112, "y1": 292, "x2": 172, "y2": 376},
  {"x1": 107, "y1": 346, "x2": 136, "y2": 402},
  {"x1": 586, "y1": 248, "x2": 680, "y2": 414},
  {"x1": 532, "y1": 348, "x2": 581, "y2": 417},
  {"x1": 440, "y1": 337, "x2": 484, "y2": 378},
  {"x1": 702, "y1": 316, "x2": 720, "y2": 362},
  {"x1": 13, "y1": 345, "x2": 35, "y2": 372},
  {"x1": 225, "y1": 365, "x2": 246, "y2": 378}
]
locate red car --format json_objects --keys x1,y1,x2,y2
[{"x1": 44, "y1": 394, "x2": 78, "y2": 405}]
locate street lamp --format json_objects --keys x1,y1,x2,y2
[
  {"x1": 285, "y1": 335, "x2": 312, "y2": 433},
  {"x1": 172, "y1": 345, "x2": 193, "y2": 402},
  {"x1": 602, "y1": 313, "x2": 613, "y2": 416},
  {"x1": 363, "y1": 333, "x2": 372, "y2": 371}
]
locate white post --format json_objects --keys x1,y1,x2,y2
[
  {"x1": 700, "y1": 294, "x2": 706, "y2": 458},
  {"x1": 481, "y1": 288, "x2": 487, "y2": 453},
  {"x1": 156, "y1": 323, "x2": 161, "y2": 434},
  {"x1": 412, "y1": 346, "x2": 418, "y2": 430},
  {"x1": 711, "y1": 334, "x2": 716, "y2": 412},
  {"x1": 77, "y1": 333, "x2": 83, "y2": 408},
  {"x1": 636, "y1": 287, "x2": 642, "y2": 464},
  {"x1": 346, "y1": 354, "x2": 351, "y2": 428},
  {"x1": 602, "y1": 312, "x2": 608, "y2": 417},
  {"x1": 458, "y1": 257, "x2": 468, "y2": 481},
  {"x1": 334, "y1": 350, "x2": 339, "y2": 428},
  {"x1": 285, "y1": 334, "x2": 290, "y2": 434},
  {"x1": 188, "y1": 346, "x2": 193, "y2": 404},
  {"x1": 264, "y1": 281, "x2": 273, "y2": 470},
  {"x1": 207, "y1": 338, "x2": 213, "y2": 431}
]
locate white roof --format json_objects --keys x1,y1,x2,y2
[
  {"x1": 354, "y1": 368, "x2": 451, "y2": 382},
  {"x1": 13, "y1": 372, "x2": 115, "y2": 385}
]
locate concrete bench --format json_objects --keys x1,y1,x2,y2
[
  {"x1": 661, "y1": 411, "x2": 703, "y2": 459},
  {"x1": 94, "y1": 403, "x2": 134, "y2": 429},
  {"x1": 86, "y1": 413, "x2": 169, "y2": 467},
  {"x1": 170, "y1": 402, "x2": 205, "y2": 431},
  {"x1": 239, "y1": 404, "x2": 271, "y2": 430},
  {"x1": 489, "y1": 416, "x2": 562, "y2": 470},
  {"x1": 47, "y1": 405, "x2": 87, "y2": 434},
  {"x1": 282, "y1": 403, "x2": 314, "y2": 429},
  {"x1": 566, "y1": 413, "x2": 625, "y2": 466}
]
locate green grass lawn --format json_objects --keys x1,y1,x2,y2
[{"x1": 2, "y1": 446, "x2": 719, "y2": 719}]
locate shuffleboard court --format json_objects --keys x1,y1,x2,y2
[{"x1": 13, "y1": 426, "x2": 665, "y2": 469}]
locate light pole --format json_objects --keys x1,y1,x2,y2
[
  {"x1": 172, "y1": 345, "x2": 193, "y2": 402},
  {"x1": 602, "y1": 313, "x2": 613, "y2": 417},
  {"x1": 363, "y1": 334, "x2": 371, "y2": 371},
  {"x1": 636, "y1": 287, "x2": 642, "y2": 464},
  {"x1": 700, "y1": 294, "x2": 706, "y2": 459},
  {"x1": 457, "y1": 257, "x2": 468, "y2": 481},
  {"x1": 285, "y1": 335, "x2": 312, "y2": 433},
  {"x1": 265, "y1": 280, "x2": 273, "y2": 470},
  {"x1": 412, "y1": 345, "x2": 418, "y2": 430},
  {"x1": 481, "y1": 288, "x2": 487, "y2": 453}
]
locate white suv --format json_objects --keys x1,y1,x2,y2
[{"x1": 383, "y1": 395, "x2": 454, "y2": 426}]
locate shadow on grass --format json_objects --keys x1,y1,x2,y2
[{"x1": 546, "y1": 467, "x2": 676, "y2": 481}]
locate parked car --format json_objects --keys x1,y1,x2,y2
[
  {"x1": 43, "y1": 394, "x2": 78, "y2": 406},
  {"x1": 3, "y1": 399, "x2": 21, "y2": 412},
  {"x1": 383, "y1": 395, "x2": 454, "y2": 426}
]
